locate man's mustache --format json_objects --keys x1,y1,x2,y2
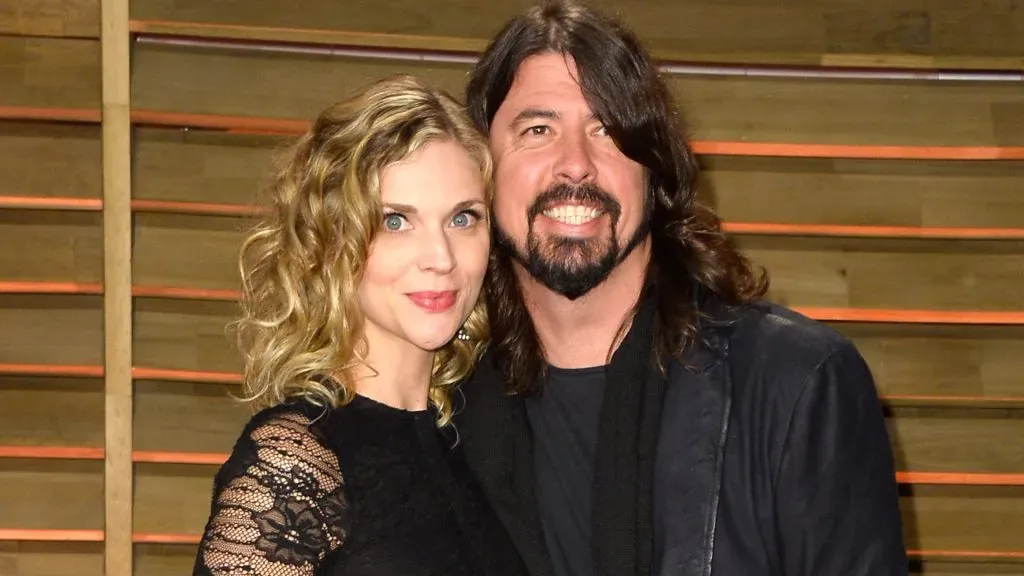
[{"x1": 526, "y1": 182, "x2": 622, "y2": 223}]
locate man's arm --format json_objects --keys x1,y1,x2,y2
[{"x1": 774, "y1": 341, "x2": 909, "y2": 575}]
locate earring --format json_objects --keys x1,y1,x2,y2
[{"x1": 456, "y1": 328, "x2": 470, "y2": 341}]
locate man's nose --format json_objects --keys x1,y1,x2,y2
[{"x1": 553, "y1": 131, "x2": 596, "y2": 184}]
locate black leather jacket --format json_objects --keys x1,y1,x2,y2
[{"x1": 455, "y1": 300, "x2": 908, "y2": 576}]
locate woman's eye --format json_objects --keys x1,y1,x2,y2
[
  {"x1": 451, "y1": 210, "x2": 480, "y2": 228},
  {"x1": 383, "y1": 213, "x2": 408, "y2": 231}
]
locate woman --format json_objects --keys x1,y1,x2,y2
[{"x1": 193, "y1": 75, "x2": 527, "y2": 576}]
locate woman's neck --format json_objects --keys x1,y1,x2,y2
[{"x1": 352, "y1": 326, "x2": 434, "y2": 411}]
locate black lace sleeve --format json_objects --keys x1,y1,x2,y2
[{"x1": 193, "y1": 408, "x2": 348, "y2": 575}]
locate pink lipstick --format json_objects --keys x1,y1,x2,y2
[{"x1": 406, "y1": 291, "x2": 457, "y2": 313}]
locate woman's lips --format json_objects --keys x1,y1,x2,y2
[{"x1": 405, "y1": 290, "x2": 457, "y2": 312}]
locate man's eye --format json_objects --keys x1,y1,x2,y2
[
  {"x1": 383, "y1": 213, "x2": 408, "y2": 231},
  {"x1": 523, "y1": 125, "x2": 549, "y2": 136}
]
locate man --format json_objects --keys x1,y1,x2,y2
[{"x1": 454, "y1": 1, "x2": 908, "y2": 576}]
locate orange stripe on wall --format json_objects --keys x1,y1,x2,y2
[{"x1": 0, "y1": 196, "x2": 103, "y2": 211}]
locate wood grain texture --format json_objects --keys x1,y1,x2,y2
[
  {"x1": 0, "y1": 0, "x2": 99, "y2": 37},
  {"x1": 132, "y1": 213, "x2": 246, "y2": 290},
  {"x1": 903, "y1": 485, "x2": 1024, "y2": 554},
  {"x1": 0, "y1": 37, "x2": 100, "y2": 109},
  {"x1": 838, "y1": 324, "x2": 1024, "y2": 402},
  {"x1": 0, "y1": 459, "x2": 103, "y2": 529},
  {"x1": 0, "y1": 211, "x2": 102, "y2": 284},
  {"x1": 133, "y1": 128, "x2": 286, "y2": 205},
  {"x1": 133, "y1": 298, "x2": 240, "y2": 374},
  {"x1": 910, "y1": 562, "x2": 1024, "y2": 575},
  {"x1": 134, "y1": 380, "x2": 248, "y2": 454},
  {"x1": 134, "y1": 463, "x2": 221, "y2": 535},
  {"x1": 130, "y1": 44, "x2": 1024, "y2": 147},
  {"x1": 135, "y1": 543, "x2": 198, "y2": 576},
  {"x1": 0, "y1": 295, "x2": 102, "y2": 365},
  {"x1": 129, "y1": 0, "x2": 1024, "y2": 68},
  {"x1": 738, "y1": 237, "x2": 1024, "y2": 311},
  {"x1": 701, "y1": 157, "x2": 1024, "y2": 229},
  {"x1": 0, "y1": 376, "x2": 103, "y2": 447},
  {"x1": 889, "y1": 408, "x2": 1024, "y2": 473},
  {"x1": 0, "y1": 123, "x2": 101, "y2": 199},
  {"x1": 0, "y1": 541, "x2": 103, "y2": 576}
]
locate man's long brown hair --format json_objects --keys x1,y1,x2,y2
[{"x1": 466, "y1": 0, "x2": 769, "y2": 395}]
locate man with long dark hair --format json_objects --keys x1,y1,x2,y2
[{"x1": 454, "y1": 1, "x2": 908, "y2": 575}]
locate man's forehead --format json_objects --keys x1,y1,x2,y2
[{"x1": 498, "y1": 54, "x2": 593, "y2": 119}]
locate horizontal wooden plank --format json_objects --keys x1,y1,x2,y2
[
  {"x1": 0, "y1": 541, "x2": 103, "y2": 576},
  {"x1": 133, "y1": 128, "x2": 283, "y2": 205},
  {"x1": 128, "y1": 0, "x2": 1024, "y2": 69},
  {"x1": 134, "y1": 463, "x2": 220, "y2": 535},
  {"x1": 910, "y1": 560, "x2": 1024, "y2": 575},
  {"x1": 132, "y1": 213, "x2": 244, "y2": 291},
  {"x1": 130, "y1": 43, "x2": 1024, "y2": 147},
  {"x1": 889, "y1": 408, "x2": 1024, "y2": 473},
  {"x1": 133, "y1": 298, "x2": 240, "y2": 374},
  {"x1": 135, "y1": 543, "x2": 198, "y2": 576},
  {"x1": 134, "y1": 380, "x2": 248, "y2": 454},
  {"x1": 0, "y1": 211, "x2": 102, "y2": 284},
  {"x1": 0, "y1": 37, "x2": 100, "y2": 110},
  {"x1": 904, "y1": 485, "x2": 1024, "y2": 558},
  {"x1": 741, "y1": 236, "x2": 1024, "y2": 311},
  {"x1": 672, "y1": 76, "x2": 1024, "y2": 148},
  {"x1": 0, "y1": 122, "x2": 101, "y2": 199},
  {"x1": 0, "y1": 376, "x2": 103, "y2": 448},
  {"x1": 0, "y1": 0, "x2": 99, "y2": 37},
  {"x1": 0, "y1": 295, "x2": 102, "y2": 365},
  {"x1": 0, "y1": 459, "x2": 102, "y2": 530},
  {"x1": 700, "y1": 157, "x2": 1024, "y2": 230}
]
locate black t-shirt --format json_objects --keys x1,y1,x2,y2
[{"x1": 524, "y1": 364, "x2": 607, "y2": 576}]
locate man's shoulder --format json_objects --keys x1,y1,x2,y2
[{"x1": 726, "y1": 299, "x2": 857, "y2": 370}]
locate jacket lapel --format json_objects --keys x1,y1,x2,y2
[
  {"x1": 652, "y1": 331, "x2": 733, "y2": 576},
  {"x1": 457, "y1": 352, "x2": 555, "y2": 576}
]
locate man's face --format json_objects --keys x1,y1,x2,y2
[{"x1": 488, "y1": 52, "x2": 649, "y2": 300}]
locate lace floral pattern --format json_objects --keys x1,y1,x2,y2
[{"x1": 194, "y1": 409, "x2": 347, "y2": 575}]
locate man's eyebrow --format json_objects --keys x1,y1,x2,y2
[{"x1": 510, "y1": 108, "x2": 559, "y2": 125}]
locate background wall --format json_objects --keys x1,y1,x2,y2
[{"x1": 1, "y1": 0, "x2": 1022, "y2": 574}]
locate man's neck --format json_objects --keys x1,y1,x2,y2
[{"x1": 516, "y1": 239, "x2": 650, "y2": 369}]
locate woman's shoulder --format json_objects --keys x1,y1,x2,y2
[{"x1": 216, "y1": 398, "x2": 342, "y2": 486}]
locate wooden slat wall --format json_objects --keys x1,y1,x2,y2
[{"x1": 1, "y1": 0, "x2": 1021, "y2": 573}]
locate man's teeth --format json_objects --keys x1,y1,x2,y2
[{"x1": 542, "y1": 205, "x2": 602, "y2": 225}]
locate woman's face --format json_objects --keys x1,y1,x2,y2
[{"x1": 358, "y1": 139, "x2": 490, "y2": 354}]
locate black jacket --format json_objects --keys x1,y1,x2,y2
[{"x1": 455, "y1": 300, "x2": 908, "y2": 576}]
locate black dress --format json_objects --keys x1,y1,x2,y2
[{"x1": 192, "y1": 394, "x2": 528, "y2": 576}]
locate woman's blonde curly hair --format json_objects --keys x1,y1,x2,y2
[{"x1": 233, "y1": 74, "x2": 493, "y2": 426}]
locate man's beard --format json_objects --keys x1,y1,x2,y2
[{"x1": 494, "y1": 182, "x2": 651, "y2": 300}]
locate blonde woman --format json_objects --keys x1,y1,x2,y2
[{"x1": 193, "y1": 76, "x2": 528, "y2": 576}]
